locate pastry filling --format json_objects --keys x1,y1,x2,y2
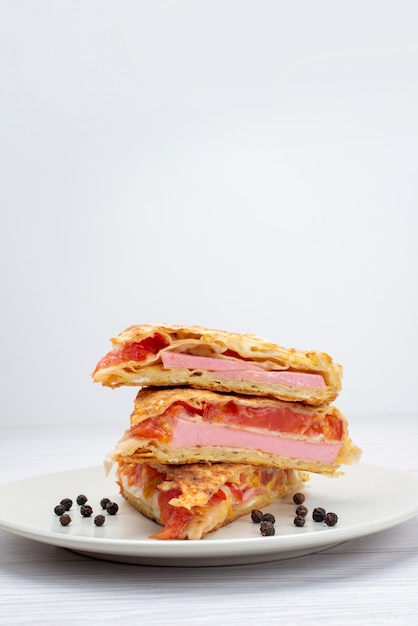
[
  {"x1": 122, "y1": 400, "x2": 344, "y2": 463},
  {"x1": 93, "y1": 334, "x2": 169, "y2": 374},
  {"x1": 118, "y1": 462, "x2": 297, "y2": 540},
  {"x1": 160, "y1": 351, "x2": 325, "y2": 388},
  {"x1": 93, "y1": 334, "x2": 326, "y2": 389}
]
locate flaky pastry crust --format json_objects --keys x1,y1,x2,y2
[
  {"x1": 106, "y1": 387, "x2": 361, "y2": 476},
  {"x1": 129, "y1": 387, "x2": 342, "y2": 426},
  {"x1": 117, "y1": 461, "x2": 308, "y2": 539},
  {"x1": 92, "y1": 322, "x2": 342, "y2": 405}
]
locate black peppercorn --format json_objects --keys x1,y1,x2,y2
[
  {"x1": 260, "y1": 521, "x2": 275, "y2": 536},
  {"x1": 251, "y1": 509, "x2": 264, "y2": 523},
  {"x1": 100, "y1": 498, "x2": 111, "y2": 510},
  {"x1": 262, "y1": 513, "x2": 275, "y2": 524},
  {"x1": 312, "y1": 507, "x2": 326, "y2": 522},
  {"x1": 324, "y1": 512, "x2": 338, "y2": 526},
  {"x1": 294, "y1": 515, "x2": 306, "y2": 527},
  {"x1": 106, "y1": 502, "x2": 119, "y2": 515},
  {"x1": 76, "y1": 494, "x2": 88, "y2": 506},
  {"x1": 293, "y1": 492, "x2": 305, "y2": 505},
  {"x1": 59, "y1": 513, "x2": 71, "y2": 526},
  {"x1": 54, "y1": 504, "x2": 66, "y2": 516},
  {"x1": 80, "y1": 504, "x2": 93, "y2": 517},
  {"x1": 295, "y1": 505, "x2": 308, "y2": 517},
  {"x1": 60, "y1": 498, "x2": 73, "y2": 511},
  {"x1": 94, "y1": 515, "x2": 106, "y2": 527}
]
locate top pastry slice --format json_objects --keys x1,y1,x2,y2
[{"x1": 92, "y1": 323, "x2": 342, "y2": 405}]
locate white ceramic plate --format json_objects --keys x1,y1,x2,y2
[{"x1": 0, "y1": 464, "x2": 417, "y2": 567}]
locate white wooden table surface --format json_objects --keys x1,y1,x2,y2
[{"x1": 1, "y1": 415, "x2": 417, "y2": 626}]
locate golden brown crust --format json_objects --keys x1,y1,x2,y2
[
  {"x1": 92, "y1": 322, "x2": 342, "y2": 405},
  {"x1": 129, "y1": 386, "x2": 344, "y2": 426},
  {"x1": 114, "y1": 439, "x2": 360, "y2": 476},
  {"x1": 117, "y1": 461, "x2": 308, "y2": 539},
  {"x1": 105, "y1": 387, "x2": 361, "y2": 476},
  {"x1": 122, "y1": 487, "x2": 158, "y2": 524},
  {"x1": 101, "y1": 365, "x2": 338, "y2": 405},
  {"x1": 157, "y1": 462, "x2": 241, "y2": 508}
]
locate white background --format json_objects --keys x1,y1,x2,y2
[{"x1": 1, "y1": 1, "x2": 417, "y2": 429}]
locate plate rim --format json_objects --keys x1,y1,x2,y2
[{"x1": 1, "y1": 463, "x2": 417, "y2": 565}]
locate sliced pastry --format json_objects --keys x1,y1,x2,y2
[
  {"x1": 106, "y1": 387, "x2": 361, "y2": 476},
  {"x1": 117, "y1": 460, "x2": 307, "y2": 539},
  {"x1": 92, "y1": 322, "x2": 342, "y2": 405}
]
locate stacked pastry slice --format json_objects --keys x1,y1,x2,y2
[{"x1": 92, "y1": 323, "x2": 361, "y2": 539}]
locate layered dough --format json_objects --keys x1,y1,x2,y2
[
  {"x1": 93, "y1": 323, "x2": 361, "y2": 540},
  {"x1": 92, "y1": 323, "x2": 343, "y2": 405},
  {"x1": 106, "y1": 388, "x2": 361, "y2": 476},
  {"x1": 117, "y1": 460, "x2": 308, "y2": 539}
]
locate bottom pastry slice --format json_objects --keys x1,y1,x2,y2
[{"x1": 116, "y1": 460, "x2": 308, "y2": 539}]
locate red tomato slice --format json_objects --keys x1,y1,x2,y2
[
  {"x1": 206, "y1": 489, "x2": 227, "y2": 505},
  {"x1": 93, "y1": 334, "x2": 169, "y2": 373},
  {"x1": 225, "y1": 482, "x2": 244, "y2": 502},
  {"x1": 128, "y1": 399, "x2": 343, "y2": 445},
  {"x1": 150, "y1": 488, "x2": 193, "y2": 540},
  {"x1": 129, "y1": 415, "x2": 172, "y2": 444},
  {"x1": 202, "y1": 401, "x2": 343, "y2": 442}
]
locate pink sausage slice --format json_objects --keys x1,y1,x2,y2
[
  {"x1": 161, "y1": 351, "x2": 325, "y2": 389},
  {"x1": 161, "y1": 351, "x2": 264, "y2": 371},
  {"x1": 170, "y1": 416, "x2": 341, "y2": 463}
]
